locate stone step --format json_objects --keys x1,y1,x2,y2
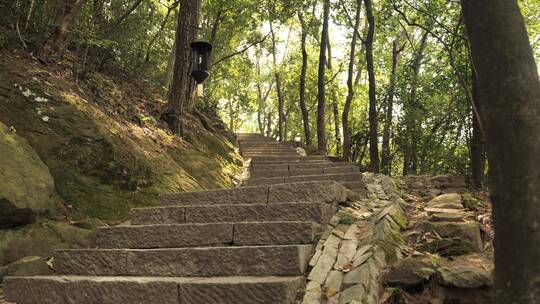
[
  {"x1": 245, "y1": 172, "x2": 364, "y2": 186},
  {"x1": 250, "y1": 156, "x2": 328, "y2": 163},
  {"x1": 131, "y1": 202, "x2": 335, "y2": 226},
  {"x1": 96, "y1": 221, "x2": 317, "y2": 249},
  {"x1": 249, "y1": 165, "x2": 359, "y2": 178},
  {"x1": 240, "y1": 146, "x2": 296, "y2": 149},
  {"x1": 159, "y1": 181, "x2": 346, "y2": 206},
  {"x1": 243, "y1": 153, "x2": 300, "y2": 157},
  {"x1": 239, "y1": 144, "x2": 292, "y2": 148},
  {"x1": 5, "y1": 275, "x2": 304, "y2": 304},
  {"x1": 250, "y1": 161, "x2": 351, "y2": 171},
  {"x1": 53, "y1": 245, "x2": 313, "y2": 277}
]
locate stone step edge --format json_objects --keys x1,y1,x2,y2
[
  {"x1": 129, "y1": 201, "x2": 335, "y2": 226},
  {"x1": 246, "y1": 172, "x2": 363, "y2": 185},
  {"x1": 96, "y1": 221, "x2": 318, "y2": 248},
  {"x1": 159, "y1": 181, "x2": 348, "y2": 206},
  {"x1": 52, "y1": 245, "x2": 314, "y2": 277},
  {"x1": 4, "y1": 275, "x2": 305, "y2": 304},
  {"x1": 249, "y1": 166, "x2": 360, "y2": 177}
]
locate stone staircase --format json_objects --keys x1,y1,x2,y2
[
  {"x1": 4, "y1": 133, "x2": 366, "y2": 304},
  {"x1": 237, "y1": 133, "x2": 366, "y2": 195}
]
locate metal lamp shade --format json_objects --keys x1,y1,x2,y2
[{"x1": 190, "y1": 41, "x2": 212, "y2": 84}]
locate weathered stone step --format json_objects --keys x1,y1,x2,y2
[
  {"x1": 243, "y1": 153, "x2": 300, "y2": 157},
  {"x1": 250, "y1": 156, "x2": 328, "y2": 163},
  {"x1": 159, "y1": 181, "x2": 347, "y2": 206},
  {"x1": 250, "y1": 165, "x2": 359, "y2": 178},
  {"x1": 53, "y1": 245, "x2": 313, "y2": 277},
  {"x1": 239, "y1": 144, "x2": 292, "y2": 148},
  {"x1": 245, "y1": 172, "x2": 363, "y2": 186},
  {"x1": 5, "y1": 275, "x2": 304, "y2": 304},
  {"x1": 96, "y1": 221, "x2": 317, "y2": 249},
  {"x1": 240, "y1": 145, "x2": 296, "y2": 149},
  {"x1": 250, "y1": 161, "x2": 351, "y2": 171},
  {"x1": 131, "y1": 202, "x2": 335, "y2": 226}
]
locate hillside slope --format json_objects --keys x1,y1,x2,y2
[{"x1": 0, "y1": 50, "x2": 243, "y2": 269}]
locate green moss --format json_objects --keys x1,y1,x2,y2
[
  {"x1": 389, "y1": 206, "x2": 409, "y2": 229},
  {"x1": 462, "y1": 193, "x2": 481, "y2": 210},
  {"x1": 338, "y1": 213, "x2": 357, "y2": 225},
  {"x1": 376, "y1": 225, "x2": 405, "y2": 263}
]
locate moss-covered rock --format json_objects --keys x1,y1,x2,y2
[
  {"x1": 384, "y1": 257, "x2": 435, "y2": 289},
  {"x1": 0, "y1": 221, "x2": 93, "y2": 265},
  {"x1": 427, "y1": 193, "x2": 464, "y2": 209},
  {"x1": 0, "y1": 256, "x2": 52, "y2": 282},
  {"x1": 0, "y1": 121, "x2": 60, "y2": 216},
  {"x1": 421, "y1": 221, "x2": 483, "y2": 251},
  {"x1": 418, "y1": 238, "x2": 477, "y2": 256},
  {"x1": 462, "y1": 194, "x2": 481, "y2": 210}
]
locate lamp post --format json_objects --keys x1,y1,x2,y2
[{"x1": 190, "y1": 41, "x2": 212, "y2": 97}]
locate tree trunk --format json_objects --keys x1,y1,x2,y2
[
  {"x1": 298, "y1": 12, "x2": 313, "y2": 147},
  {"x1": 166, "y1": 0, "x2": 201, "y2": 135},
  {"x1": 402, "y1": 31, "x2": 428, "y2": 175},
  {"x1": 326, "y1": 33, "x2": 341, "y2": 155},
  {"x1": 381, "y1": 40, "x2": 402, "y2": 175},
  {"x1": 364, "y1": 0, "x2": 379, "y2": 172},
  {"x1": 317, "y1": 0, "x2": 330, "y2": 154},
  {"x1": 332, "y1": 90, "x2": 341, "y2": 155},
  {"x1": 470, "y1": 68, "x2": 486, "y2": 189},
  {"x1": 40, "y1": 0, "x2": 88, "y2": 60},
  {"x1": 266, "y1": 110, "x2": 272, "y2": 138},
  {"x1": 342, "y1": 0, "x2": 362, "y2": 161},
  {"x1": 461, "y1": 2, "x2": 540, "y2": 303},
  {"x1": 269, "y1": 21, "x2": 285, "y2": 141}
]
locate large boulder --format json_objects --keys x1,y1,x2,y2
[
  {"x1": 383, "y1": 257, "x2": 435, "y2": 289},
  {"x1": 0, "y1": 222, "x2": 93, "y2": 266},
  {"x1": 417, "y1": 238, "x2": 477, "y2": 256},
  {"x1": 0, "y1": 198, "x2": 36, "y2": 228},
  {"x1": 0, "y1": 122, "x2": 59, "y2": 225},
  {"x1": 432, "y1": 257, "x2": 493, "y2": 304},
  {"x1": 421, "y1": 222, "x2": 483, "y2": 252}
]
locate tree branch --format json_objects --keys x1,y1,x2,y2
[{"x1": 210, "y1": 33, "x2": 271, "y2": 68}]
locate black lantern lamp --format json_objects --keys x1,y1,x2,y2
[{"x1": 190, "y1": 41, "x2": 212, "y2": 84}]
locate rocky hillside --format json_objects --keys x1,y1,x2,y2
[{"x1": 0, "y1": 50, "x2": 243, "y2": 277}]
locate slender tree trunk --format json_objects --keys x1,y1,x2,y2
[
  {"x1": 165, "y1": 8, "x2": 180, "y2": 90},
  {"x1": 144, "y1": 4, "x2": 175, "y2": 63},
  {"x1": 342, "y1": 0, "x2": 362, "y2": 161},
  {"x1": 381, "y1": 40, "x2": 402, "y2": 175},
  {"x1": 270, "y1": 21, "x2": 285, "y2": 141},
  {"x1": 40, "y1": 0, "x2": 88, "y2": 60},
  {"x1": 326, "y1": 33, "x2": 342, "y2": 155},
  {"x1": 470, "y1": 68, "x2": 486, "y2": 189},
  {"x1": 105, "y1": 0, "x2": 144, "y2": 36},
  {"x1": 298, "y1": 12, "x2": 313, "y2": 147},
  {"x1": 461, "y1": 3, "x2": 540, "y2": 303},
  {"x1": 364, "y1": 0, "x2": 379, "y2": 172},
  {"x1": 403, "y1": 31, "x2": 428, "y2": 175},
  {"x1": 266, "y1": 110, "x2": 272, "y2": 138},
  {"x1": 332, "y1": 90, "x2": 341, "y2": 155},
  {"x1": 166, "y1": 0, "x2": 201, "y2": 135},
  {"x1": 317, "y1": 0, "x2": 330, "y2": 154}
]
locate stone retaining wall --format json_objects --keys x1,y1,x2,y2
[{"x1": 302, "y1": 173, "x2": 408, "y2": 304}]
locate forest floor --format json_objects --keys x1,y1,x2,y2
[{"x1": 381, "y1": 175, "x2": 493, "y2": 304}]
